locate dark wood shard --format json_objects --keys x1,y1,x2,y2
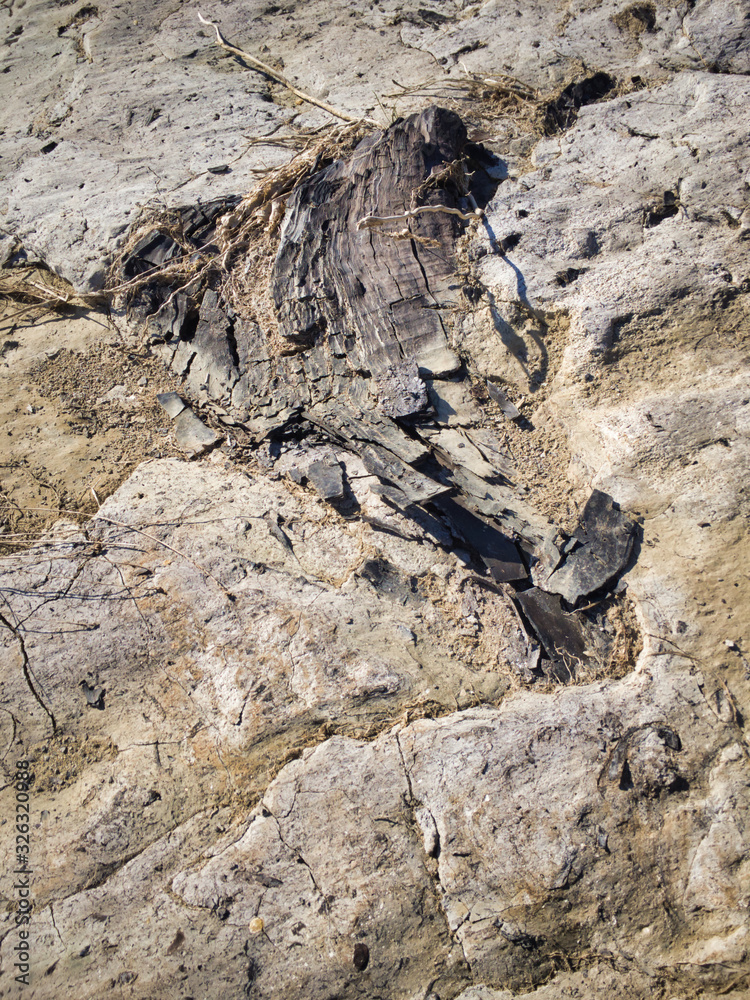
[
  {"x1": 446, "y1": 464, "x2": 562, "y2": 577},
  {"x1": 303, "y1": 406, "x2": 429, "y2": 466},
  {"x1": 542, "y1": 490, "x2": 638, "y2": 604},
  {"x1": 168, "y1": 289, "x2": 241, "y2": 404},
  {"x1": 123, "y1": 198, "x2": 239, "y2": 343},
  {"x1": 431, "y1": 495, "x2": 528, "y2": 582},
  {"x1": 359, "y1": 443, "x2": 448, "y2": 506},
  {"x1": 271, "y1": 106, "x2": 474, "y2": 380},
  {"x1": 486, "y1": 381, "x2": 521, "y2": 420},
  {"x1": 306, "y1": 457, "x2": 345, "y2": 501},
  {"x1": 516, "y1": 588, "x2": 590, "y2": 680},
  {"x1": 302, "y1": 404, "x2": 448, "y2": 505}
]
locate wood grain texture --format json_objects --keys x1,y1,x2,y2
[{"x1": 271, "y1": 107, "x2": 472, "y2": 378}]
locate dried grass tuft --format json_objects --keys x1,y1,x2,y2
[
  {"x1": 217, "y1": 121, "x2": 369, "y2": 330},
  {"x1": 0, "y1": 269, "x2": 79, "y2": 329},
  {"x1": 106, "y1": 122, "x2": 372, "y2": 347}
]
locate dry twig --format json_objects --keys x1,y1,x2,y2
[
  {"x1": 1, "y1": 504, "x2": 235, "y2": 599},
  {"x1": 198, "y1": 13, "x2": 379, "y2": 127},
  {"x1": 93, "y1": 512, "x2": 235, "y2": 600},
  {"x1": 357, "y1": 203, "x2": 484, "y2": 231}
]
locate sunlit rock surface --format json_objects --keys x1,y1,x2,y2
[{"x1": 1, "y1": 2, "x2": 749, "y2": 998}]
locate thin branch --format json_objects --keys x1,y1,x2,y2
[
  {"x1": 460, "y1": 64, "x2": 537, "y2": 101},
  {"x1": 0, "y1": 608, "x2": 57, "y2": 734},
  {"x1": 0, "y1": 299, "x2": 68, "y2": 327},
  {"x1": 2, "y1": 505, "x2": 235, "y2": 601},
  {"x1": 198, "y1": 13, "x2": 379, "y2": 127},
  {"x1": 357, "y1": 204, "x2": 484, "y2": 231},
  {"x1": 92, "y1": 513, "x2": 235, "y2": 602}
]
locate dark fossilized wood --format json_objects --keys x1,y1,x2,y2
[
  {"x1": 372, "y1": 361, "x2": 428, "y2": 419},
  {"x1": 271, "y1": 106, "x2": 474, "y2": 379},
  {"x1": 169, "y1": 289, "x2": 241, "y2": 404},
  {"x1": 445, "y1": 463, "x2": 562, "y2": 576},
  {"x1": 305, "y1": 457, "x2": 345, "y2": 501},
  {"x1": 431, "y1": 495, "x2": 527, "y2": 583},
  {"x1": 302, "y1": 404, "x2": 448, "y2": 504},
  {"x1": 515, "y1": 587, "x2": 626, "y2": 682},
  {"x1": 115, "y1": 107, "x2": 642, "y2": 681},
  {"x1": 542, "y1": 490, "x2": 638, "y2": 604},
  {"x1": 486, "y1": 381, "x2": 521, "y2": 420},
  {"x1": 123, "y1": 198, "x2": 239, "y2": 344},
  {"x1": 516, "y1": 588, "x2": 591, "y2": 681},
  {"x1": 303, "y1": 405, "x2": 429, "y2": 466}
]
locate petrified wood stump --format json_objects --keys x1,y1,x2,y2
[
  {"x1": 272, "y1": 105, "x2": 475, "y2": 380},
  {"x1": 119, "y1": 106, "x2": 639, "y2": 681}
]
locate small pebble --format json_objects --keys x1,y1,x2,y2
[
  {"x1": 249, "y1": 917, "x2": 264, "y2": 935},
  {"x1": 353, "y1": 942, "x2": 369, "y2": 971}
]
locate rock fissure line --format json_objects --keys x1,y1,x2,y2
[
  {"x1": 394, "y1": 730, "x2": 472, "y2": 973},
  {"x1": 0, "y1": 608, "x2": 57, "y2": 734},
  {"x1": 266, "y1": 805, "x2": 332, "y2": 918},
  {"x1": 48, "y1": 902, "x2": 65, "y2": 948}
]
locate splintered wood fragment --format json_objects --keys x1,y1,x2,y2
[
  {"x1": 302, "y1": 406, "x2": 428, "y2": 465},
  {"x1": 197, "y1": 13, "x2": 378, "y2": 126},
  {"x1": 359, "y1": 443, "x2": 448, "y2": 505}
]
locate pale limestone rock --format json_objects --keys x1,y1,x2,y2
[
  {"x1": 471, "y1": 71, "x2": 750, "y2": 384},
  {"x1": 9, "y1": 666, "x2": 747, "y2": 997},
  {"x1": 1, "y1": 1, "x2": 750, "y2": 998},
  {"x1": 0, "y1": 457, "x2": 526, "y2": 908}
]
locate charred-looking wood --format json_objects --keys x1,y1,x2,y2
[
  {"x1": 271, "y1": 106, "x2": 485, "y2": 379},
  {"x1": 122, "y1": 198, "x2": 241, "y2": 344},
  {"x1": 116, "y1": 106, "x2": 641, "y2": 685}
]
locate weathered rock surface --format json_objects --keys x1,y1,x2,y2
[
  {"x1": 0, "y1": 456, "x2": 539, "y2": 901},
  {"x1": 1, "y1": 1, "x2": 750, "y2": 999},
  {"x1": 468, "y1": 71, "x2": 750, "y2": 387},
  {"x1": 4, "y1": 659, "x2": 748, "y2": 997}
]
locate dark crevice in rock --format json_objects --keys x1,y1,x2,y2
[
  {"x1": 543, "y1": 73, "x2": 617, "y2": 134},
  {"x1": 57, "y1": 4, "x2": 98, "y2": 36},
  {"x1": 0, "y1": 609, "x2": 57, "y2": 734},
  {"x1": 395, "y1": 732, "x2": 473, "y2": 978},
  {"x1": 644, "y1": 189, "x2": 681, "y2": 228},
  {"x1": 555, "y1": 266, "x2": 587, "y2": 286}
]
